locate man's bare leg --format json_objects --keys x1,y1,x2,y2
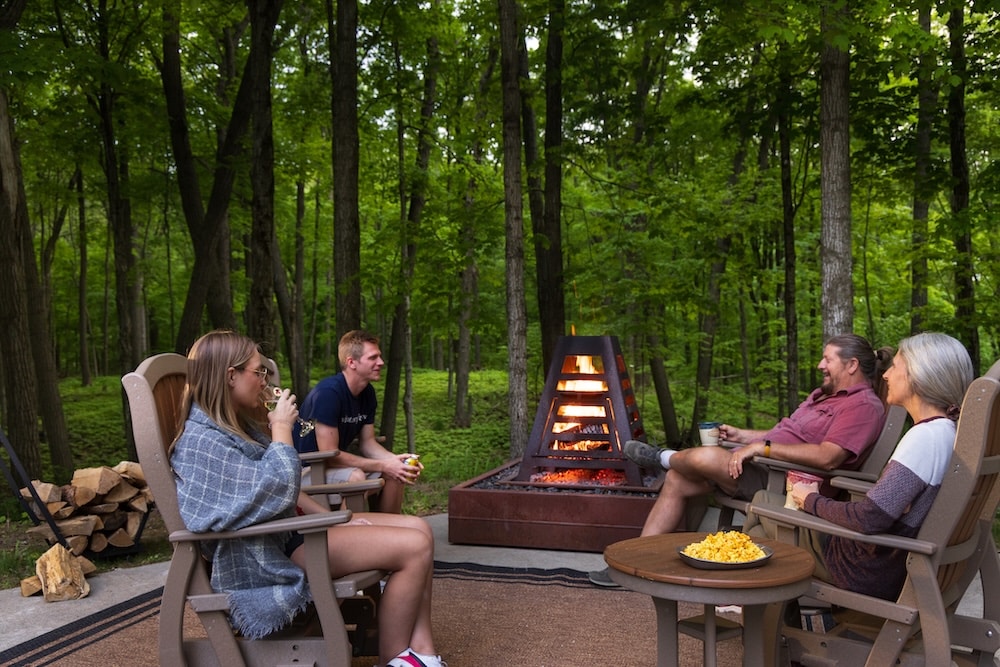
[
  {"x1": 371, "y1": 477, "x2": 405, "y2": 513},
  {"x1": 641, "y1": 469, "x2": 713, "y2": 535},
  {"x1": 640, "y1": 446, "x2": 741, "y2": 536}
]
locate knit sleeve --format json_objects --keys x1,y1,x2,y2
[{"x1": 805, "y1": 461, "x2": 924, "y2": 534}]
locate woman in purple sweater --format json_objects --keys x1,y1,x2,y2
[{"x1": 784, "y1": 332, "x2": 974, "y2": 600}]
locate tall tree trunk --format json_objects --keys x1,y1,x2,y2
[
  {"x1": 95, "y1": 85, "x2": 140, "y2": 373},
  {"x1": 647, "y1": 331, "x2": 680, "y2": 445},
  {"x1": 160, "y1": 2, "x2": 244, "y2": 352},
  {"x1": 689, "y1": 59, "x2": 762, "y2": 440},
  {"x1": 246, "y1": 0, "x2": 283, "y2": 357},
  {"x1": 0, "y1": 88, "x2": 43, "y2": 478},
  {"x1": 73, "y1": 0, "x2": 143, "y2": 374},
  {"x1": 381, "y1": 35, "x2": 440, "y2": 449},
  {"x1": 690, "y1": 238, "x2": 730, "y2": 442},
  {"x1": 454, "y1": 44, "x2": 496, "y2": 428},
  {"x1": 910, "y1": 3, "x2": 936, "y2": 335},
  {"x1": 623, "y1": 36, "x2": 679, "y2": 444},
  {"x1": 454, "y1": 217, "x2": 478, "y2": 427},
  {"x1": 819, "y1": 0, "x2": 854, "y2": 338},
  {"x1": 498, "y1": 0, "x2": 529, "y2": 458},
  {"x1": 285, "y1": 181, "x2": 309, "y2": 395},
  {"x1": 18, "y1": 158, "x2": 73, "y2": 480},
  {"x1": 778, "y1": 48, "x2": 800, "y2": 415},
  {"x1": 537, "y1": 0, "x2": 566, "y2": 375},
  {"x1": 329, "y1": 0, "x2": 361, "y2": 339},
  {"x1": 518, "y1": 36, "x2": 545, "y2": 369},
  {"x1": 519, "y1": 1, "x2": 566, "y2": 377},
  {"x1": 76, "y1": 167, "x2": 92, "y2": 386},
  {"x1": 89, "y1": 6, "x2": 143, "y2": 461},
  {"x1": 947, "y1": 5, "x2": 979, "y2": 373}
]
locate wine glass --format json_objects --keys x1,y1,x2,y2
[{"x1": 262, "y1": 386, "x2": 315, "y2": 437}]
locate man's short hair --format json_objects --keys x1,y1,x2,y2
[{"x1": 339, "y1": 330, "x2": 380, "y2": 368}]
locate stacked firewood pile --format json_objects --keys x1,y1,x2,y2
[
  {"x1": 21, "y1": 461, "x2": 154, "y2": 557},
  {"x1": 18, "y1": 462, "x2": 154, "y2": 600}
]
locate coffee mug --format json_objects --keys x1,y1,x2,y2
[{"x1": 698, "y1": 421, "x2": 721, "y2": 446}]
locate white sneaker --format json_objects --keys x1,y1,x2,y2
[{"x1": 387, "y1": 650, "x2": 447, "y2": 667}]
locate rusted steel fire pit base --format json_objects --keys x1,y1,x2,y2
[{"x1": 448, "y1": 460, "x2": 661, "y2": 553}]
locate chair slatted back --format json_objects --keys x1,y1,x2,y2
[
  {"x1": 122, "y1": 353, "x2": 189, "y2": 535},
  {"x1": 930, "y1": 360, "x2": 1000, "y2": 598}
]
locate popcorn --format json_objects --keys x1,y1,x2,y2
[{"x1": 682, "y1": 531, "x2": 766, "y2": 563}]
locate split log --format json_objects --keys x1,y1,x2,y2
[
  {"x1": 71, "y1": 466, "x2": 120, "y2": 495},
  {"x1": 36, "y1": 544, "x2": 90, "y2": 601},
  {"x1": 27, "y1": 514, "x2": 101, "y2": 542},
  {"x1": 20, "y1": 575, "x2": 42, "y2": 597},
  {"x1": 106, "y1": 528, "x2": 134, "y2": 548},
  {"x1": 66, "y1": 535, "x2": 89, "y2": 556},
  {"x1": 101, "y1": 510, "x2": 127, "y2": 533},
  {"x1": 22, "y1": 480, "x2": 62, "y2": 504},
  {"x1": 63, "y1": 484, "x2": 97, "y2": 508},
  {"x1": 104, "y1": 479, "x2": 139, "y2": 504},
  {"x1": 88, "y1": 532, "x2": 109, "y2": 553},
  {"x1": 125, "y1": 511, "x2": 145, "y2": 540},
  {"x1": 19, "y1": 554, "x2": 95, "y2": 597},
  {"x1": 113, "y1": 460, "x2": 146, "y2": 486},
  {"x1": 128, "y1": 495, "x2": 149, "y2": 513},
  {"x1": 46, "y1": 501, "x2": 75, "y2": 519},
  {"x1": 85, "y1": 502, "x2": 120, "y2": 514},
  {"x1": 77, "y1": 556, "x2": 97, "y2": 575}
]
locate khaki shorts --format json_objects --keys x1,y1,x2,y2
[
  {"x1": 301, "y1": 466, "x2": 382, "y2": 484},
  {"x1": 733, "y1": 460, "x2": 770, "y2": 501}
]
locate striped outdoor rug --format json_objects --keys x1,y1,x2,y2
[{"x1": 1, "y1": 562, "x2": 744, "y2": 666}]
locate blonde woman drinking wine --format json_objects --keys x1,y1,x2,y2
[{"x1": 169, "y1": 330, "x2": 445, "y2": 667}]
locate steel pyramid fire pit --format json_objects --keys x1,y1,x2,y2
[{"x1": 448, "y1": 335, "x2": 663, "y2": 553}]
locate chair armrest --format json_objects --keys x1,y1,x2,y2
[
  {"x1": 751, "y1": 456, "x2": 826, "y2": 476},
  {"x1": 748, "y1": 502, "x2": 937, "y2": 555},
  {"x1": 169, "y1": 510, "x2": 353, "y2": 543},
  {"x1": 299, "y1": 450, "x2": 340, "y2": 464},
  {"x1": 829, "y1": 475, "x2": 875, "y2": 494},
  {"x1": 751, "y1": 453, "x2": 879, "y2": 480},
  {"x1": 303, "y1": 478, "x2": 385, "y2": 497}
]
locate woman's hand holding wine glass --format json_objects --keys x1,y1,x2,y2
[{"x1": 262, "y1": 386, "x2": 315, "y2": 437}]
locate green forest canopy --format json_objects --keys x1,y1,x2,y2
[{"x1": 2, "y1": 1, "x2": 999, "y2": 462}]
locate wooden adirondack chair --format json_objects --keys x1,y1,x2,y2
[
  {"x1": 122, "y1": 352, "x2": 384, "y2": 666},
  {"x1": 749, "y1": 359, "x2": 1000, "y2": 667}
]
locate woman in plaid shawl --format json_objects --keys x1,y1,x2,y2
[{"x1": 170, "y1": 330, "x2": 444, "y2": 667}]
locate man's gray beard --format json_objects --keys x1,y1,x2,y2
[{"x1": 820, "y1": 379, "x2": 834, "y2": 395}]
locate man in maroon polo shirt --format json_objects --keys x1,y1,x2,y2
[{"x1": 589, "y1": 333, "x2": 891, "y2": 587}]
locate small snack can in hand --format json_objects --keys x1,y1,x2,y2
[{"x1": 404, "y1": 454, "x2": 420, "y2": 466}]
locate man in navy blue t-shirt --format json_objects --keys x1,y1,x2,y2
[{"x1": 295, "y1": 330, "x2": 421, "y2": 512}]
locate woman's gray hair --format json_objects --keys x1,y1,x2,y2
[{"x1": 897, "y1": 332, "x2": 974, "y2": 419}]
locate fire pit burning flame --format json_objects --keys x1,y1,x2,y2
[
  {"x1": 528, "y1": 468, "x2": 627, "y2": 486},
  {"x1": 556, "y1": 354, "x2": 608, "y2": 393},
  {"x1": 549, "y1": 439, "x2": 608, "y2": 451}
]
